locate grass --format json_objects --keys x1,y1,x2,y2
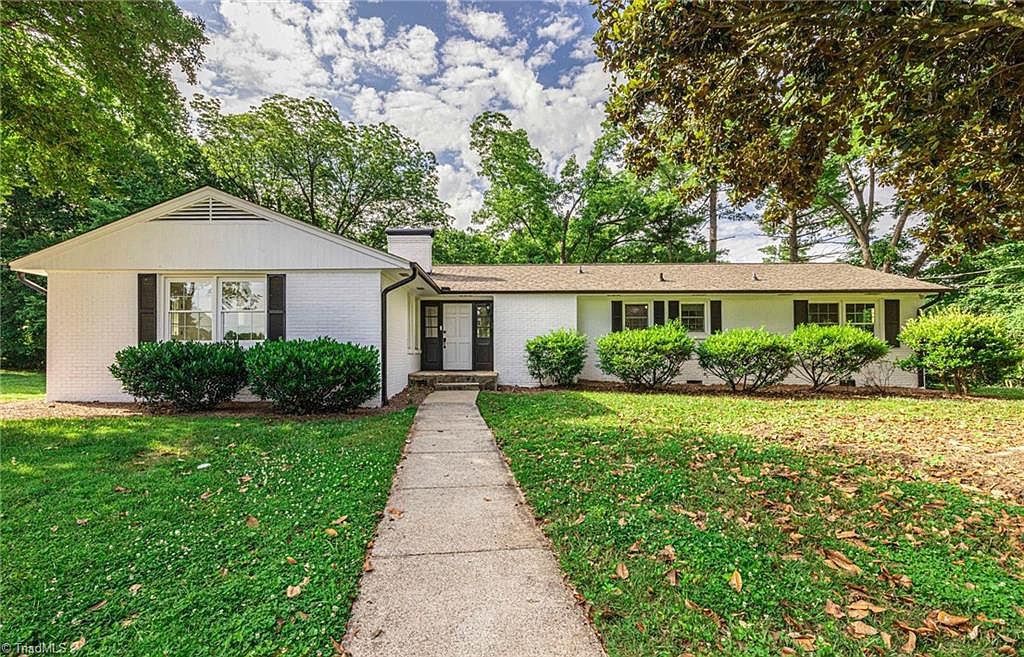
[
  {"x1": 478, "y1": 391, "x2": 1024, "y2": 657},
  {"x1": 971, "y1": 386, "x2": 1024, "y2": 400},
  {"x1": 1, "y1": 410, "x2": 414, "y2": 655},
  {"x1": 0, "y1": 369, "x2": 46, "y2": 400}
]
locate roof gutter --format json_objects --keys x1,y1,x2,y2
[
  {"x1": 380, "y1": 263, "x2": 441, "y2": 406},
  {"x1": 7, "y1": 266, "x2": 47, "y2": 295}
]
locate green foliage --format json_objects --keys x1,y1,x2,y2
[
  {"x1": 595, "y1": 2, "x2": 1024, "y2": 263},
  {"x1": 0, "y1": 0, "x2": 206, "y2": 200},
  {"x1": 897, "y1": 310, "x2": 1023, "y2": 394},
  {"x1": 478, "y1": 390, "x2": 1024, "y2": 657},
  {"x1": 789, "y1": 324, "x2": 889, "y2": 391},
  {"x1": 245, "y1": 338, "x2": 380, "y2": 414},
  {"x1": 525, "y1": 329, "x2": 588, "y2": 386},
  {"x1": 596, "y1": 322, "x2": 694, "y2": 389},
  {"x1": 432, "y1": 228, "x2": 500, "y2": 264},
  {"x1": 469, "y1": 112, "x2": 708, "y2": 264},
  {"x1": 1, "y1": 410, "x2": 413, "y2": 655},
  {"x1": 696, "y1": 328, "x2": 794, "y2": 392},
  {"x1": 195, "y1": 94, "x2": 448, "y2": 248},
  {"x1": 109, "y1": 341, "x2": 247, "y2": 411}
]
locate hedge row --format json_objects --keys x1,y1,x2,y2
[{"x1": 110, "y1": 337, "x2": 380, "y2": 413}]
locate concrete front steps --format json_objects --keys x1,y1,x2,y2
[{"x1": 408, "y1": 370, "x2": 498, "y2": 392}]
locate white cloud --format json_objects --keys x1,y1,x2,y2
[
  {"x1": 536, "y1": 14, "x2": 582, "y2": 45},
  {"x1": 569, "y1": 37, "x2": 596, "y2": 61},
  {"x1": 448, "y1": 1, "x2": 509, "y2": 42}
]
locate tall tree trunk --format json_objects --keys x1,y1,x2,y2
[
  {"x1": 787, "y1": 208, "x2": 799, "y2": 262},
  {"x1": 708, "y1": 181, "x2": 718, "y2": 262}
]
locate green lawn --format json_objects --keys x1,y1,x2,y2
[
  {"x1": 0, "y1": 369, "x2": 46, "y2": 400},
  {"x1": 1, "y1": 410, "x2": 414, "y2": 655},
  {"x1": 972, "y1": 386, "x2": 1024, "y2": 400},
  {"x1": 479, "y1": 391, "x2": 1024, "y2": 657}
]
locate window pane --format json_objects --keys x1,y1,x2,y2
[
  {"x1": 221, "y1": 280, "x2": 266, "y2": 311},
  {"x1": 625, "y1": 303, "x2": 648, "y2": 330},
  {"x1": 170, "y1": 312, "x2": 213, "y2": 341},
  {"x1": 169, "y1": 281, "x2": 213, "y2": 311},
  {"x1": 678, "y1": 303, "x2": 705, "y2": 332},
  {"x1": 808, "y1": 302, "x2": 840, "y2": 326},
  {"x1": 223, "y1": 311, "x2": 266, "y2": 341},
  {"x1": 845, "y1": 303, "x2": 875, "y2": 332}
]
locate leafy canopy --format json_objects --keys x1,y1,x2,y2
[
  {"x1": 594, "y1": 1, "x2": 1024, "y2": 262},
  {"x1": 0, "y1": 0, "x2": 206, "y2": 200}
]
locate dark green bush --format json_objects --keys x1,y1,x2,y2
[
  {"x1": 789, "y1": 323, "x2": 889, "y2": 391},
  {"x1": 525, "y1": 329, "x2": 588, "y2": 386},
  {"x1": 245, "y1": 338, "x2": 380, "y2": 413},
  {"x1": 696, "y1": 328, "x2": 794, "y2": 392},
  {"x1": 596, "y1": 322, "x2": 694, "y2": 389},
  {"x1": 897, "y1": 310, "x2": 1022, "y2": 394},
  {"x1": 109, "y1": 341, "x2": 247, "y2": 410}
]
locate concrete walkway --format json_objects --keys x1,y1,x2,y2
[{"x1": 344, "y1": 390, "x2": 606, "y2": 657}]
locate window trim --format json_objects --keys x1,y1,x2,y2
[
  {"x1": 807, "y1": 301, "x2": 841, "y2": 327},
  {"x1": 676, "y1": 302, "x2": 707, "y2": 334},
  {"x1": 801, "y1": 298, "x2": 879, "y2": 337},
  {"x1": 161, "y1": 275, "x2": 268, "y2": 345},
  {"x1": 623, "y1": 302, "x2": 650, "y2": 330},
  {"x1": 614, "y1": 298, "x2": 710, "y2": 336}
]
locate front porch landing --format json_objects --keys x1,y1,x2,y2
[{"x1": 409, "y1": 371, "x2": 499, "y2": 391}]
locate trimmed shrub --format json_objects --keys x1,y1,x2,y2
[
  {"x1": 790, "y1": 324, "x2": 889, "y2": 391},
  {"x1": 897, "y1": 310, "x2": 1023, "y2": 394},
  {"x1": 596, "y1": 322, "x2": 694, "y2": 389},
  {"x1": 109, "y1": 341, "x2": 247, "y2": 411},
  {"x1": 245, "y1": 338, "x2": 380, "y2": 413},
  {"x1": 525, "y1": 329, "x2": 588, "y2": 386},
  {"x1": 696, "y1": 328, "x2": 794, "y2": 392}
]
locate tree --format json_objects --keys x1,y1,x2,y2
[
  {"x1": 1, "y1": 0, "x2": 207, "y2": 201},
  {"x1": 594, "y1": 1, "x2": 1024, "y2": 264},
  {"x1": 432, "y1": 229, "x2": 500, "y2": 265},
  {"x1": 195, "y1": 95, "x2": 449, "y2": 248},
  {"x1": 469, "y1": 112, "x2": 706, "y2": 263}
]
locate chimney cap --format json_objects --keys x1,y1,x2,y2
[{"x1": 385, "y1": 227, "x2": 436, "y2": 236}]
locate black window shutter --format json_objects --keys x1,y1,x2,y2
[
  {"x1": 611, "y1": 300, "x2": 623, "y2": 332},
  {"x1": 668, "y1": 300, "x2": 679, "y2": 321},
  {"x1": 138, "y1": 274, "x2": 157, "y2": 343},
  {"x1": 710, "y1": 300, "x2": 722, "y2": 333},
  {"x1": 793, "y1": 300, "x2": 808, "y2": 328},
  {"x1": 884, "y1": 299, "x2": 900, "y2": 347},
  {"x1": 267, "y1": 274, "x2": 286, "y2": 340},
  {"x1": 653, "y1": 300, "x2": 665, "y2": 325}
]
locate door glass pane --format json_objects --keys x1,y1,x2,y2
[
  {"x1": 476, "y1": 305, "x2": 492, "y2": 339},
  {"x1": 424, "y1": 306, "x2": 439, "y2": 338}
]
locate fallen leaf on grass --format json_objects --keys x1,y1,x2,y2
[
  {"x1": 245, "y1": 515, "x2": 259, "y2": 528},
  {"x1": 70, "y1": 637, "x2": 86, "y2": 651},
  {"x1": 113, "y1": 485, "x2": 130, "y2": 493},
  {"x1": 324, "y1": 528, "x2": 338, "y2": 538},
  {"x1": 728, "y1": 570, "x2": 743, "y2": 593},
  {"x1": 658, "y1": 545, "x2": 677, "y2": 562},
  {"x1": 848, "y1": 621, "x2": 878, "y2": 638},
  {"x1": 286, "y1": 556, "x2": 297, "y2": 565},
  {"x1": 128, "y1": 583, "x2": 142, "y2": 595},
  {"x1": 331, "y1": 516, "x2": 348, "y2": 525},
  {"x1": 931, "y1": 610, "x2": 971, "y2": 627},
  {"x1": 825, "y1": 599, "x2": 846, "y2": 619},
  {"x1": 239, "y1": 474, "x2": 252, "y2": 483},
  {"x1": 847, "y1": 600, "x2": 886, "y2": 619},
  {"x1": 901, "y1": 631, "x2": 917, "y2": 653},
  {"x1": 199, "y1": 490, "x2": 214, "y2": 501},
  {"x1": 87, "y1": 599, "x2": 107, "y2": 612},
  {"x1": 613, "y1": 563, "x2": 630, "y2": 580},
  {"x1": 823, "y1": 549, "x2": 862, "y2": 575},
  {"x1": 881, "y1": 631, "x2": 892, "y2": 649},
  {"x1": 296, "y1": 611, "x2": 309, "y2": 621},
  {"x1": 792, "y1": 634, "x2": 816, "y2": 651},
  {"x1": 665, "y1": 569, "x2": 679, "y2": 586},
  {"x1": 286, "y1": 585, "x2": 302, "y2": 598},
  {"x1": 76, "y1": 518, "x2": 89, "y2": 526},
  {"x1": 627, "y1": 540, "x2": 642, "y2": 553}
]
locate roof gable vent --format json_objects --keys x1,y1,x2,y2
[{"x1": 156, "y1": 197, "x2": 266, "y2": 222}]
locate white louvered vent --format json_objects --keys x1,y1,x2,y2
[{"x1": 156, "y1": 197, "x2": 266, "y2": 221}]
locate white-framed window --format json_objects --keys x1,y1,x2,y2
[
  {"x1": 678, "y1": 303, "x2": 705, "y2": 332},
  {"x1": 624, "y1": 303, "x2": 649, "y2": 330},
  {"x1": 808, "y1": 302, "x2": 840, "y2": 326},
  {"x1": 845, "y1": 302, "x2": 876, "y2": 334},
  {"x1": 165, "y1": 276, "x2": 266, "y2": 344}
]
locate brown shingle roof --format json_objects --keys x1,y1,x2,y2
[{"x1": 428, "y1": 263, "x2": 949, "y2": 294}]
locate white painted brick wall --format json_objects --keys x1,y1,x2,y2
[
  {"x1": 385, "y1": 285, "x2": 420, "y2": 402},
  {"x1": 493, "y1": 294, "x2": 578, "y2": 387},
  {"x1": 47, "y1": 271, "x2": 138, "y2": 402}
]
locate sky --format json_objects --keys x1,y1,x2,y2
[{"x1": 173, "y1": 0, "x2": 775, "y2": 261}]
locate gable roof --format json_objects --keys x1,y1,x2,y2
[
  {"x1": 429, "y1": 263, "x2": 949, "y2": 294},
  {"x1": 9, "y1": 187, "x2": 411, "y2": 275}
]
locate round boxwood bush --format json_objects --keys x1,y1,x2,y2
[
  {"x1": 109, "y1": 341, "x2": 247, "y2": 411},
  {"x1": 245, "y1": 337, "x2": 380, "y2": 413},
  {"x1": 789, "y1": 323, "x2": 889, "y2": 391},
  {"x1": 596, "y1": 322, "x2": 694, "y2": 389},
  {"x1": 897, "y1": 310, "x2": 1023, "y2": 394},
  {"x1": 696, "y1": 327, "x2": 794, "y2": 392},
  {"x1": 525, "y1": 328, "x2": 588, "y2": 386}
]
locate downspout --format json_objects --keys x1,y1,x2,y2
[
  {"x1": 381, "y1": 262, "x2": 448, "y2": 406},
  {"x1": 17, "y1": 271, "x2": 47, "y2": 295}
]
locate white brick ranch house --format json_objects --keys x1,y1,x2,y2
[{"x1": 9, "y1": 187, "x2": 949, "y2": 405}]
